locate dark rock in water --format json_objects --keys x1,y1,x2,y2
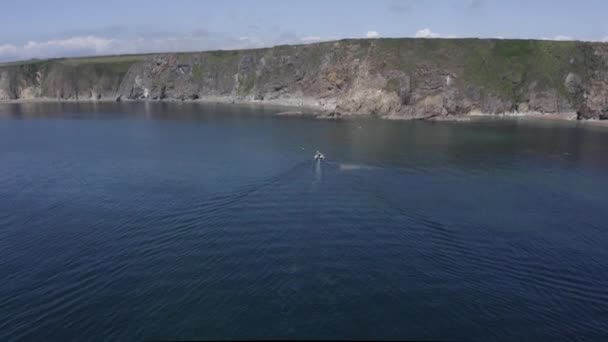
[{"x1": 577, "y1": 106, "x2": 600, "y2": 120}]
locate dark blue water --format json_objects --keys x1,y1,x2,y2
[{"x1": 1, "y1": 102, "x2": 608, "y2": 341}]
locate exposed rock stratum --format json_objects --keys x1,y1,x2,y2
[{"x1": 1, "y1": 38, "x2": 608, "y2": 120}]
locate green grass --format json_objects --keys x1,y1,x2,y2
[
  {"x1": 306, "y1": 44, "x2": 325, "y2": 69},
  {"x1": 493, "y1": 40, "x2": 534, "y2": 58},
  {"x1": 192, "y1": 64, "x2": 205, "y2": 79},
  {"x1": 58, "y1": 55, "x2": 145, "y2": 66},
  {"x1": 2, "y1": 38, "x2": 604, "y2": 106},
  {"x1": 452, "y1": 39, "x2": 590, "y2": 101},
  {"x1": 350, "y1": 37, "x2": 602, "y2": 105},
  {"x1": 384, "y1": 78, "x2": 400, "y2": 92},
  {"x1": 237, "y1": 75, "x2": 255, "y2": 96},
  {"x1": 205, "y1": 50, "x2": 240, "y2": 66}
]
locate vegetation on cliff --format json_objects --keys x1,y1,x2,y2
[{"x1": 1, "y1": 38, "x2": 607, "y2": 120}]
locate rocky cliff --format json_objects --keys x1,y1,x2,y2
[{"x1": 1, "y1": 38, "x2": 608, "y2": 120}]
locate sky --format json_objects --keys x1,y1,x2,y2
[{"x1": 0, "y1": 0, "x2": 607, "y2": 62}]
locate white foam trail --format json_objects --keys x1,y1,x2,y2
[
  {"x1": 339, "y1": 163, "x2": 376, "y2": 171},
  {"x1": 314, "y1": 161, "x2": 323, "y2": 180}
]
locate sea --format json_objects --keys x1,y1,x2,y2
[{"x1": 1, "y1": 101, "x2": 607, "y2": 341}]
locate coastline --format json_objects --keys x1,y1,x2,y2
[
  {"x1": 2, "y1": 38, "x2": 608, "y2": 123},
  {"x1": 2, "y1": 97, "x2": 608, "y2": 126},
  {"x1": 0, "y1": 96, "x2": 332, "y2": 115}
]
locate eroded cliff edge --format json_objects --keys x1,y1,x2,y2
[{"x1": 1, "y1": 38, "x2": 608, "y2": 120}]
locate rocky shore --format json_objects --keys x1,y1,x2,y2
[{"x1": 1, "y1": 38, "x2": 608, "y2": 121}]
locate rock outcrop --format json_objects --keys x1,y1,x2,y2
[{"x1": 1, "y1": 38, "x2": 608, "y2": 120}]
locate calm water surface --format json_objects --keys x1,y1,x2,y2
[{"x1": 1, "y1": 102, "x2": 608, "y2": 341}]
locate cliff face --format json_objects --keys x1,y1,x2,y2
[{"x1": 1, "y1": 38, "x2": 608, "y2": 120}]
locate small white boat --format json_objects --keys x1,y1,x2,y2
[{"x1": 314, "y1": 150, "x2": 325, "y2": 161}]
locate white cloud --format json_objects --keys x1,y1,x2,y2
[
  {"x1": 301, "y1": 36, "x2": 322, "y2": 42},
  {"x1": 543, "y1": 35, "x2": 573, "y2": 41},
  {"x1": 24, "y1": 36, "x2": 115, "y2": 56},
  {"x1": 0, "y1": 36, "x2": 127, "y2": 62},
  {"x1": 0, "y1": 32, "x2": 343, "y2": 62},
  {"x1": 0, "y1": 44, "x2": 17, "y2": 56},
  {"x1": 0, "y1": 30, "x2": 346, "y2": 62},
  {"x1": 4, "y1": 30, "x2": 602, "y2": 63},
  {"x1": 0, "y1": 34, "x2": 266, "y2": 62},
  {"x1": 414, "y1": 28, "x2": 441, "y2": 38}
]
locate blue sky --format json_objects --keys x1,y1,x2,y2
[{"x1": 1, "y1": 0, "x2": 607, "y2": 62}]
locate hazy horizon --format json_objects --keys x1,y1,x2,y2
[
  {"x1": 3, "y1": 35, "x2": 608, "y2": 65},
  {"x1": 1, "y1": 0, "x2": 607, "y2": 62}
]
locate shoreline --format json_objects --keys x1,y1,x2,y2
[
  {"x1": 2, "y1": 97, "x2": 608, "y2": 126},
  {"x1": 0, "y1": 96, "x2": 332, "y2": 115}
]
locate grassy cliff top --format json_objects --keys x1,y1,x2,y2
[
  {"x1": 1, "y1": 37, "x2": 604, "y2": 68},
  {"x1": 0, "y1": 54, "x2": 149, "y2": 67}
]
